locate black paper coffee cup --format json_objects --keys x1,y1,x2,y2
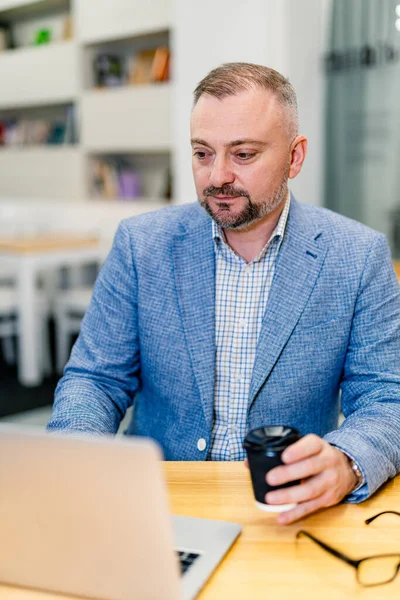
[{"x1": 244, "y1": 425, "x2": 301, "y2": 512}]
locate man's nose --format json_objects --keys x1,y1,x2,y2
[{"x1": 209, "y1": 156, "x2": 234, "y2": 188}]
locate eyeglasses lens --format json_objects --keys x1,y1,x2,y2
[{"x1": 357, "y1": 556, "x2": 400, "y2": 586}]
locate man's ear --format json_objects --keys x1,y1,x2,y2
[{"x1": 288, "y1": 136, "x2": 308, "y2": 179}]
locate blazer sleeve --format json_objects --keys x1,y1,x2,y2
[
  {"x1": 47, "y1": 221, "x2": 140, "y2": 434},
  {"x1": 324, "y1": 233, "x2": 400, "y2": 502}
]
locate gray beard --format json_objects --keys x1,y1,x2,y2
[{"x1": 199, "y1": 178, "x2": 288, "y2": 231}]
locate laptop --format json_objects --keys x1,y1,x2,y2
[{"x1": 0, "y1": 425, "x2": 241, "y2": 600}]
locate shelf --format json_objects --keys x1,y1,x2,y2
[
  {"x1": 0, "y1": 40, "x2": 78, "y2": 109},
  {"x1": 76, "y1": 0, "x2": 172, "y2": 45},
  {"x1": 86, "y1": 198, "x2": 169, "y2": 210},
  {"x1": 0, "y1": 146, "x2": 84, "y2": 199},
  {"x1": 0, "y1": 1, "x2": 174, "y2": 207},
  {"x1": 81, "y1": 84, "x2": 172, "y2": 152},
  {"x1": 0, "y1": 0, "x2": 68, "y2": 20}
]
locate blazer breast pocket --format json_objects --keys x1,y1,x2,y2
[
  {"x1": 295, "y1": 315, "x2": 351, "y2": 332},
  {"x1": 289, "y1": 315, "x2": 350, "y2": 362}
]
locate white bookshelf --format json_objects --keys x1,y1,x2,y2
[
  {"x1": 82, "y1": 84, "x2": 171, "y2": 152},
  {"x1": 0, "y1": 146, "x2": 84, "y2": 199},
  {"x1": 76, "y1": 0, "x2": 172, "y2": 45},
  {"x1": 0, "y1": 0, "x2": 68, "y2": 15},
  {"x1": 0, "y1": 41, "x2": 78, "y2": 109},
  {"x1": 0, "y1": 0, "x2": 173, "y2": 203}
]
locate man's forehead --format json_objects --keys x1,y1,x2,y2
[
  {"x1": 192, "y1": 88, "x2": 279, "y2": 117},
  {"x1": 191, "y1": 137, "x2": 267, "y2": 148},
  {"x1": 190, "y1": 89, "x2": 283, "y2": 140}
]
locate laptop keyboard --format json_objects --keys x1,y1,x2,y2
[{"x1": 177, "y1": 550, "x2": 201, "y2": 574}]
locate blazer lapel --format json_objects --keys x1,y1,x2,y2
[
  {"x1": 249, "y1": 199, "x2": 328, "y2": 405},
  {"x1": 173, "y1": 213, "x2": 215, "y2": 429}
]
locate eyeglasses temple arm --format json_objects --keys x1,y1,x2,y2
[
  {"x1": 296, "y1": 530, "x2": 359, "y2": 567},
  {"x1": 365, "y1": 511, "x2": 400, "y2": 525}
]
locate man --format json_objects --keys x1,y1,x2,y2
[{"x1": 48, "y1": 63, "x2": 400, "y2": 525}]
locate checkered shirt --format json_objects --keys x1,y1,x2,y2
[{"x1": 209, "y1": 195, "x2": 291, "y2": 460}]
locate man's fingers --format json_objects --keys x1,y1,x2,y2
[
  {"x1": 276, "y1": 495, "x2": 327, "y2": 525},
  {"x1": 257, "y1": 443, "x2": 356, "y2": 524},
  {"x1": 266, "y1": 454, "x2": 329, "y2": 486},
  {"x1": 247, "y1": 438, "x2": 355, "y2": 524},
  {"x1": 281, "y1": 434, "x2": 324, "y2": 463},
  {"x1": 266, "y1": 472, "x2": 328, "y2": 506}
]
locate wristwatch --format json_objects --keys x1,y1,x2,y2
[{"x1": 348, "y1": 458, "x2": 363, "y2": 491}]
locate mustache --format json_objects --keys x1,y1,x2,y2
[{"x1": 203, "y1": 185, "x2": 250, "y2": 199}]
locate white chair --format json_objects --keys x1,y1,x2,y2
[
  {"x1": 54, "y1": 286, "x2": 93, "y2": 373},
  {"x1": 0, "y1": 287, "x2": 51, "y2": 376}
]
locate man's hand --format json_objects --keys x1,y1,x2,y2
[{"x1": 244, "y1": 434, "x2": 359, "y2": 525}]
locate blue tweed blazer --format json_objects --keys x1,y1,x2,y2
[{"x1": 49, "y1": 198, "x2": 400, "y2": 502}]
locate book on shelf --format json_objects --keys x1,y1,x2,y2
[
  {"x1": 62, "y1": 16, "x2": 73, "y2": 41},
  {"x1": 91, "y1": 157, "x2": 142, "y2": 201},
  {"x1": 64, "y1": 105, "x2": 77, "y2": 144},
  {"x1": 151, "y1": 46, "x2": 170, "y2": 82},
  {"x1": 93, "y1": 46, "x2": 170, "y2": 88},
  {"x1": 129, "y1": 46, "x2": 170, "y2": 84},
  {"x1": 90, "y1": 156, "x2": 172, "y2": 202},
  {"x1": 0, "y1": 106, "x2": 78, "y2": 147},
  {"x1": 128, "y1": 49, "x2": 156, "y2": 85}
]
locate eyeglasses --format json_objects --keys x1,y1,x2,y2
[
  {"x1": 297, "y1": 511, "x2": 400, "y2": 587},
  {"x1": 365, "y1": 510, "x2": 400, "y2": 525}
]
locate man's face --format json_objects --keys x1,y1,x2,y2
[{"x1": 190, "y1": 88, "x2": 293, "y2": 230}]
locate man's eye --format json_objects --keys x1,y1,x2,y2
[
  {"x1": 194, "y1": 151, "x2": 207, "y2": 159},
  {"x1": 236, "y1": 153, "x2": 255, "y2": 160}
]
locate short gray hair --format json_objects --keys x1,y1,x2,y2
[{"x1": 193, "y1": 62, "x2": 298, "y2": 138}]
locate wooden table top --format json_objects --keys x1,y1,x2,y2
[
  {"x1": 0, "y1": 235, "x2": 99, "y2": 254},
  {"x1": 165, "y1": 462, "x2": 400, "y2": 599},
  {"x1": 0, "y1": 462, "x2": 399, "y2": 600}
]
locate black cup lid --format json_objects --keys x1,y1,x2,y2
[{"x1": 243, "y1": 425, "x2": 300, "y2": 451}]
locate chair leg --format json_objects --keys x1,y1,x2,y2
[
  {"x1": 39, "y1": 316, "x2": 52, "y2": 377},
  {"x1": 55, "y1": 310, "x2": 71, "y2": 374},
  {"x1": 2, "y1": 334, "x2": 16, "y2": 365}
]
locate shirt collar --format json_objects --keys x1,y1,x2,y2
[{"x1": 212, "y1": 190, "x2": 291, "y2": 262}]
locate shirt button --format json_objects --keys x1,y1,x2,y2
[
  {"x1": 239, "y1": 319, "x2": 246, "y2": 328},
  {"x1": 229, "y1": 425, "x2": 238, "y2": 434},
  {"x1": 197, "y1": 438, "x2": 207, "y2": 451}
]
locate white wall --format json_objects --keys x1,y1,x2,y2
[
  {"x1": 285, "y1": 0, "x2": 332, "y2": 206},
  {"x1": 173, "y1": 0, "x2": 332, "y2": 207}
]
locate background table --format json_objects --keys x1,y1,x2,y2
[
  {"x1": 2, "y1": 243, "x2": 398, "y2": 388},
  {"x1": 0, "y1": 235, "x2": 104, "y2": 386}
]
